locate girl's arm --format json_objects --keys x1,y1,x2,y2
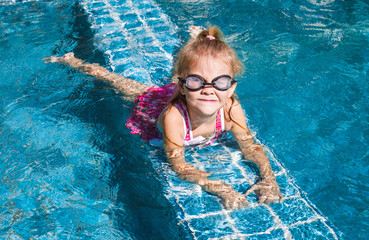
[
  {"x1": 160, "y1": 106, "x2": 248, "y2": 210},
  {"x1": 43, "y1": 25, "x2": 201, "y2": 97},
  {"x1": 43, "y1": 53, "x2": 149, "y2": 98},
  {"x1": 229, "y1": 100, "x2": 283, "y2": 204}
]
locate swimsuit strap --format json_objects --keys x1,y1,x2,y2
[
  {"x1": 174, "y1": 102, "x2": 192, "y2": 141},
  {"x1": 215, "y1": 107, "x2": 225, "y2": 131},
  {"x1": 212, "y1": 108, "x2": 222, "y2": 139}
]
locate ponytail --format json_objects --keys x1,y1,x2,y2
[{"x1": 196, "y1": 26, "x2": 223, "y2": 41}]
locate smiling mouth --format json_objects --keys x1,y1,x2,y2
[{"x1": 199, "y1": 99, "x2": 217, "y2": 102}]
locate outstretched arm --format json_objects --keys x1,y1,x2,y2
[
  {"x1": 43, "y1": 26, "x2": 202, "y2": 96},
  {"x1": 159, "y1": 106, "x2": 248, "y2": 210},
  {"x1": 43, "y1": 52, "x2": 149, "y2": 98},
  {"x1": 229, "y1": 101, "x2": 283, "y2": 204}
]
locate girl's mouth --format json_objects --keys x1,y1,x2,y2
[{"x1": 199, "y1": 99, "x2": 217, "y2": 102}]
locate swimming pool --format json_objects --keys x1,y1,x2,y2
[{"x1": 0, "y1": 0, "x2": 368, "y2": 239}]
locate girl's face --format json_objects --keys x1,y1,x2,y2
[{"x1": 179, "y1": 53, "x2": 236, "y2": 119}]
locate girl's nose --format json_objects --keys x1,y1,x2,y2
[{"x1": 201, "y1": 85, "x2": 214, "y2": 94}]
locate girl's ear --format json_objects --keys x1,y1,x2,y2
[{"x1": 179, "y1": 82, "x2": 186, "y2": 95}]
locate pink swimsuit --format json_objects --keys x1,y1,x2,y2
[{"x1": 125, "y1": 83, "x2": 227, "y2": 147}]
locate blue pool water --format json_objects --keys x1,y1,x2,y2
[{"x1": 0, "y1": 0, "x2": 368, "y2": 239}]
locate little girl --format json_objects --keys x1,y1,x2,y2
[{"x1": 44, "y1": 26, "x2": 283, "y2": 209}]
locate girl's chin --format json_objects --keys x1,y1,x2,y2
[
  {"x1": 197, "y1": 100, "x2": 219, "y2": 107},
  {"x1": 194, "y1": 107, "x2": 220, "y2": 116},
  {"x1": 187, "y1": 102, "x2": 222, "y2": 116}
]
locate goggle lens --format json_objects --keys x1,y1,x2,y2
[{"x1": 186, "y1": 76, "x2": 204, "y2": 89}]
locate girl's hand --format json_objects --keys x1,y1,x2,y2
[
  {"x1": 42, "y1": 52, "x2": 75, "y2": 64},
  {"x1": 220, "y1": 188, "x2": 249, "y2": 210},
  {"x1": 245, "y1": 179, "x2": 283, "y2": 204},
  {"x1": 202, "y1": 180, "x2": 248, "y2": 210}
]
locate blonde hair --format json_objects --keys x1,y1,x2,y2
[
  {"x1": 175, "y1": 26, "x2": 242, "y2": 77},
  {"x1": 170, "y1": 26, "x2": 243, "y2": 105}
]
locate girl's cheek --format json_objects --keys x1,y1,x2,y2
[{"x1": 219, "y1": 92, "x2": 230, "y2": 101}]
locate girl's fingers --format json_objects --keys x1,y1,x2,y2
[
  {"x1": 63, "y1": 52, "x2": 75, "y2": 59},
  {"x1": 258, "y1": 195, "x2": 268, "y2": 204},
  {"x1": 245, "y1": 182, "x2": 284, "y2": 204},
  {"x1": 42, "y1": 52, "x2": 75, "y2": 64},
  {"x1": 244, "y1": 184, "x2": 260, "y2": 196},
  {"x1": 278, "y1": 192, "x2": 284, "y2": 202},
  {"x1": 262, "y1": 190, "x2": 283, "y2": 204},
  {"x1": 42, "y1": 56, "x2": 57, "y2": 63}
]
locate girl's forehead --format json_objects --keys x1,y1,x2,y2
[
  {"x1": 193, "y1": 52, "x2": 228, "y2": 63},
  {"x1": 189, "y1": 54, "x2": 233, "y2": 75}
]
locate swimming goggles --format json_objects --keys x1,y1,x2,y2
[{"x1": 178, "y1": 74, "x2": 237, "y2": 91}]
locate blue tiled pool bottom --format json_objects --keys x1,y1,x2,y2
[
  {"x1": 80, "y1": 0, "x2": 179, "y2": 86},
  {"x1": 149, "y1": 138, "x2": 339, "y2": 239}
]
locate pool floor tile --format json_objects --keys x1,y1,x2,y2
[
  {"x1": 189, "y1": 214, "x2": 235, "y2": 240},
  {"x1": 289, "y1": 219, "x2": 340, "y2": 239},
  {"x1": 230, "y1": 206, "x2": 275, "y2": 235},
  {"x1": 271, "y1": 198, "x2": 317, "y2": 226}
]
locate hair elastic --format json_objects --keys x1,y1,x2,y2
[{"x1": 206, "y1": 35, "x2": 216, "y2": 40}]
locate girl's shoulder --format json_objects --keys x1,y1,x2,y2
[
  {"x1": 224, "y1": 97, "x2": 247, "y2": 131},
  {"x1": 157, "y1": 104, "x2": 185, "y2": 137},
  {"x1": 161, "y1": 104, "x2": 183, "y2": 122},
  {"x1": 224, "y1": 97, "x2": 242, "y2": 116}
]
